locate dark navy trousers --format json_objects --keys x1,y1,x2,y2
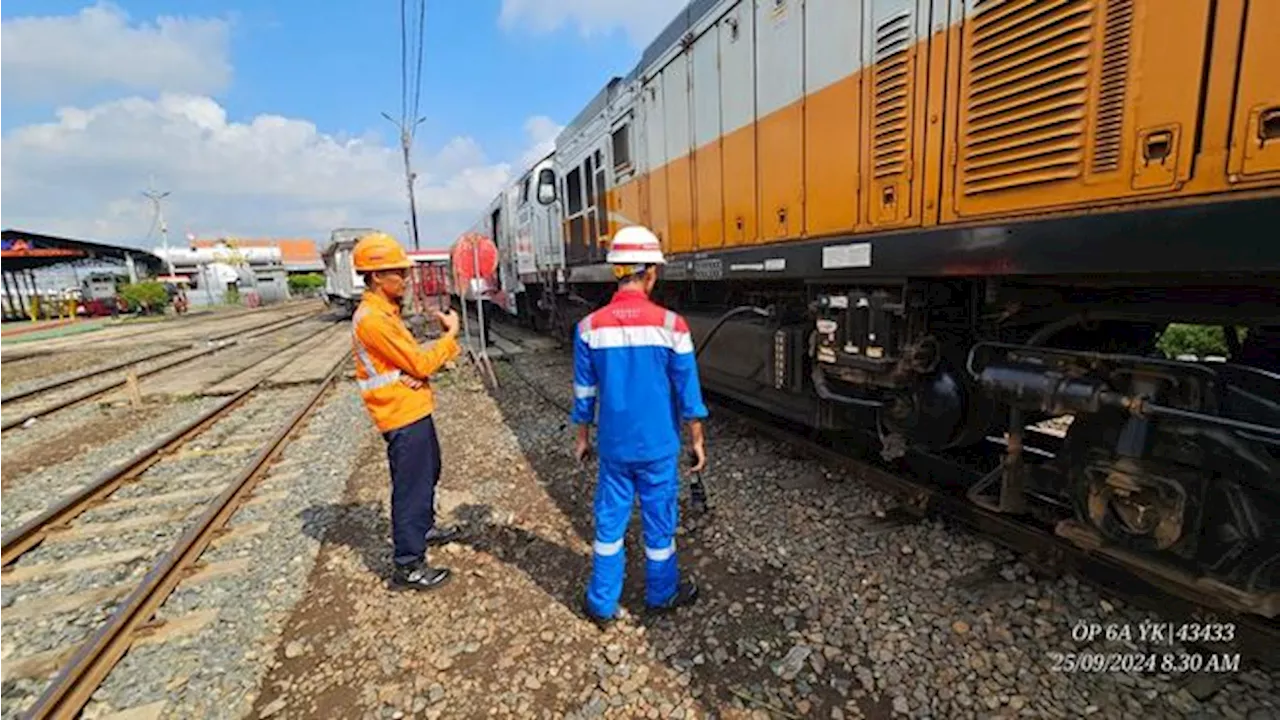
[{"x1": 383, "y1": 413, "x2": 442, "y2": 567}]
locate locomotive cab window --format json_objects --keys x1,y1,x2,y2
[
  {"x1": 565, "y1": 167, "x2": 583, "y2": 215},
  {"x1": 535, "y1": 167, "x2": 556, "y2": 204},
  {"x1": 611, "y1": 123, "x2": 632, "y2": 175}
]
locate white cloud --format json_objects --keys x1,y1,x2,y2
[
  {"x1": 1, "y1": 94, "x2": 556, "y2": 248},
  {"x1": 518, "y1": 115, "x2": 564, "y2": 168},
  {"x1": 1, "y1": 1, "x2": 232, "y2": 104},
  {"x1": 498, "y1": 0, "x2": 687, "y2": 47}
]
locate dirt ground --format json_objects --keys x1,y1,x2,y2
[
  {"x1": 249, "y1": 365, "x2": 876, "y2": 720},
  {"x1": 0, "y1": 404, "x2": 168, "y2": 488}
]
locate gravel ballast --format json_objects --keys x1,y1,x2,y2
[
  {"x1": 74, "y1": 380, "x2": 369, "y2": 720},
  {"x1": 0, "y1": 396, "x2": 227, "y2": 515},
  {"x1": 6, "y1": 329, "x2": 1276, "y2": 720},
  {"x1": 238, "y1": 344, "x2": 1280, "y2": 719}
]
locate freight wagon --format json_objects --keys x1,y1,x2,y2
[
  {"x1": 321, "y1": 227, "x2": 379, "y2": 316},
  {"x1": 467, "y1": 0, "x2": 1280, "y2": 618}
]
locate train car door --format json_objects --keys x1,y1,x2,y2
[
  {"x1": 1228, "y1": 0, "x2": 1280, "y2": 181},
  {"x1": 862, "y1": 0, "x2": 931, "y2": 230},
  {"x1": 756, "y1": 0, "x2": 805, "y2": 242},
  {"x1": 804, "y1": 0, "x2": 864, "y2": 237}
]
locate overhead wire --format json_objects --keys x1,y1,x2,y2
[
  {"x1": 391, "y1": 0, "x2": 428, "y2": 249},
  {"x1": 399, "y1": 0, "x2": 409, "y2": 127},
  {"x1": 409, "y1": 0, "x2": 426, "y2": 140}
]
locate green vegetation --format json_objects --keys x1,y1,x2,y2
[
  {"x1": 1155, "y1": 323, "x2": 1247, "y2": 358},
  {"x1": 288, "y1": 273, "x2": 325, "y2": 294},
  {"x1": 118, "y1": 281, "x2": 170, "y2": 314}
]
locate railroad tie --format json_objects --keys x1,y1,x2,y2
[{"x1": 0, "y1": 609, "x2": 220, "y2": 681}]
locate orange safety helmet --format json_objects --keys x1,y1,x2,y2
[{"x1": 353, "y1": 232, "x2": 413, "y2": 272}]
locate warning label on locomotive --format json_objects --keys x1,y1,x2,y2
[{"x1": 821, "y1": 242, "x2": 871, "y2": 269}]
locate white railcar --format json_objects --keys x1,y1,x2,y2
[{"x1": 321, "y1": 227, "x2": 378, "y2": 315}]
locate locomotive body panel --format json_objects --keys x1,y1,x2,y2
[
  {"x1": 457, "y1": 0, "x2": 1280, "y2": 619},
  {"x1": 566, "y1": 0, "x2": 1278, "y2": 269}
]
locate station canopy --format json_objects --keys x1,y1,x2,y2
[{"x1": 1, "y1": 229, "x2": 164, "y2": 273}]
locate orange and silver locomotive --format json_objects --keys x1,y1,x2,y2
[{"x1": 466, "y1": 0, "x2": 1280, "y2": 617}]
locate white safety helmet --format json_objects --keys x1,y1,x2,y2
[{"x1": 605, "y1": 225, "x2": 666, "y2": 266}]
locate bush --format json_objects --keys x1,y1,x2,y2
[
  {"x1": 118, "y1": 281, "x2": 170, "y2": 314},
  {"x1": 1155, "y1": 324, "x2": 1247, "y2": 359},
  {"x1": 288, "y1": 273, "x2": 325, "y2": 294}
]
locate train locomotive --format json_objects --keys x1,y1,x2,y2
[{"x1": 460, "y1": 0, "x2": 1280, "y2": 618}]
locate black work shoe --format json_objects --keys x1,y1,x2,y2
[
  {"x1": 391, "y1": 563, "x2": 452, "y2": 591},
  {"x1": 424, "y1": 524, "x2": 462, "y2": 546},
  {"x1": 647, "y1": 579, "x2": 699, "y2": 615}
]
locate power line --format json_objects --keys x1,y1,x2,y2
[
  {"x1": 386, "y1": 0, "x2": 428, "y2": 250},
  {"x1": 410, "y1": 0, "x2": 426, "y2": 125},
  {"x1": 399, "y1": 0, "x2": 409, "y2": 125}
]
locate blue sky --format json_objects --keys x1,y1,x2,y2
[{"x1": 0, "y1": 1, "x2": 683, "y2": 246}]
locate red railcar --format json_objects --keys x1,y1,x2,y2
[{"x1": 406, "y1": 249, "x2": 451, "y2": 314}]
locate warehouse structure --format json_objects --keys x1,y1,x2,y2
[{"x1": 1, "y1": 229, "x2": 163, "y2": 321}]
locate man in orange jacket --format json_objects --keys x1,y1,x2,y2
[{"x1": 351, "y1": 232, "x2": 463, "y2": 591}]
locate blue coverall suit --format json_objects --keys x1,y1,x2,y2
[{"x1": 571, "y1": 286, "x2": 708, "y2": 618}]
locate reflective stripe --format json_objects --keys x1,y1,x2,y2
[
  {"x1": 574, "y1": 384, "x2": 597, "y2": 399},
  {"x1": 593, "y1": 538, "x2": 624, "y2": 556},
  {"x1": 351, "y1": 308, "x2": 405, "y2": 392},
  {"x1": 357, "y1": 369, "x2": 402, "y2": 391},
  {"x1": 672, "y1": 332, "x2": 694, "y2": 355},
  {"x1": 645, "y1": 542, "x2": 675, "y2": 562},
  {"x1": 583, "y1": 325, "x2": 677, "y2": 350},
  {"x1": 579, "y1": 313, "x2": 593, "y2": 340},
  {"x1": 663, "y1": 310, "x2": 694, "y2": 354}
]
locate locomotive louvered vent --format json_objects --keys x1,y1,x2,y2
[
  {"x1": 872, "y1": 11, "x2": 912, "y2": 180},
  {"x1": 961, "y1": 0, "x2": 1095, "y2": 195},
  {"x1": 1091, "y1": 0, "x2": 1132, "y2": 172}
]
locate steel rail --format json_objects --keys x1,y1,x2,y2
[
  {"x1": 1, "y1": 306, "x2": 320, "y2": 403},
  {"x1": 0, "y1": 310, "x2": 326, "y2": 431},
  {"x1": 0, "y1": 386, "x2": 258, "y2": 566},
  {"x1": 192, "y1": 319, "x2": 341, "y2": 395},
  {"x1": 21, "y1": 351, "x2": 350, "y2": 720},
  {"x1": 0, "y1": 302, "x2": 309, "y2": 357},
  {"x1": 1, "y1": 344, "x2": 195, "y2": 404}
]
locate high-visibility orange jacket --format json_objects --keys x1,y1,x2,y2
[{"x1": 351, "y1": 291, "x2": 461, "y2": 433}]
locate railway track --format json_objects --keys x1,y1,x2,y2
[
  {"x1": 484, "y1": 322, "x2": 1280, "y2": 676},
  {"x1": 0, "y1": 349, "x2": 349, "y2": 719},
  {"x1": 0, "y1": 308, "x2": 330, "y2": 432},
  {"x1": 0, "y1": 303, "x2": 307, "y2": 359},
  {"x1": 0, "y1": 306, "x2": 322, "y2": 403}
]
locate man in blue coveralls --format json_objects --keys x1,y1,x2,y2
[{"x1": 571, "y1": 225, "x2": 708, "y2": 627}]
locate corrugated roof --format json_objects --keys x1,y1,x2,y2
[{"x1": 2, "y1": 229, "x2": 165, "y2": 272}]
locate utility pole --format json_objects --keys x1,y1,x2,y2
[
  {"x1": 382, "y1": 112, "x2": 425, "y2": 250},
  {"x1": 142, "y1": 179, "x2": 174, "y2": 277}
]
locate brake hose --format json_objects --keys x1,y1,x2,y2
[
  {"x1": 683, "y1": 303, "x2": 773, "y2": 515},
  {"x1": 693, "y1": 304, "x2": 775, "y2": 361}
]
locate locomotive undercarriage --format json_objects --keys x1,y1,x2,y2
[
  {"x1": 519, "y1": 274, "x2": 1280, "y2": 617},
  {"x1": 500, "y1": 267, "x2": 1280, "y2": 616}
]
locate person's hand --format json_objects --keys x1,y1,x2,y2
[
  {"x1": 401, "y1": 375, "x2": 426, "y2": 390},
  {"x1": 434, "y1": 308, "x2": 459, "y2": 335},
  {"x1": 689, "y1": 439, "x2": 707, "y2": 473},
  {"x1": 575, "y1": 425, "x2": 591, "y2": 465}
]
